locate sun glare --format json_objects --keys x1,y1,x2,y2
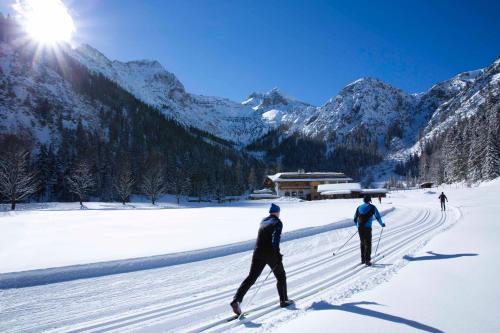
[{"x1": 14, "y1": 0, "x2": 75, "y2": 45}]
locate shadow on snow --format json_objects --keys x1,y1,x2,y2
[
  {"x1": 308, "y1": 301, "x2": 444, "y2": 333},
  {"x1": 403, "y1": 251, "x2": 478, "y2": 262}
]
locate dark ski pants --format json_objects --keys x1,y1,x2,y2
[
  {"x1": 233, "y1": 252, "x2": 288, "y2": 303},
  {"x1": 441, "y1": 201, "x2": 446, "y2": 211},
  {"x1": 358, "y1": 227, "x2": 372, "y2": 263}
]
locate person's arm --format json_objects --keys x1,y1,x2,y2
[
  {"x1": 354, "y1": 208, "x2": 359, "y2": 226},
  {"x1": 272, "y1": 220, "x2": 283, "y2": 253},
  {"x1": 445, "y1": 195, "x2": 448, "y2": 202},
  {"x1": 374, "y1": 206, "x2": 385, "y2": 227}
]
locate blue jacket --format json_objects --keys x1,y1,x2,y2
[{"x1": 354, "y1": 203, "x2": 384, "y2": 228}]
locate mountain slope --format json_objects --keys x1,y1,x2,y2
[
  {"x1": 0, "y1": 22, "x2": 264, "y2": 202},
  {"x1": 73, "y1": 44, "x2": 270, "y2": 145},
  {"x1": 72, "y1": 42, "x2": 498, "y2": 175}
]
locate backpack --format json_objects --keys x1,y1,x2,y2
[{"x1": 357, "y1": 204, "x2": 375, "y2": 227}]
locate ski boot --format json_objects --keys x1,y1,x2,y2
[
  {"x1": 280, "y1": 299, "x2": 295, "y2": 308},
  {"x1": 230, "y1": 300, "x2": 242, "y2": 315}
]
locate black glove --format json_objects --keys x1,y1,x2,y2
[{"x1": 275, "y1": 252, "x2": 283, "y2": 262}]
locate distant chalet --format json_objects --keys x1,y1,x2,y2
[
  {"x1": 256, "y1": 171, "x2": 387, "y2": 201},
  {"x1": 264, "y1": 171, "x2": 352, "y2": 200}
]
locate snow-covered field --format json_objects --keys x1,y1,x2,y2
[
  {"x1": 0, "y1": 198, "x2": 375, "y2": 274},
  {"x1": 1, "y1": 180, "x2": 498, "y2": 332}
]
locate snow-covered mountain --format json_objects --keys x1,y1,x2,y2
[
  {"x1": 242, "y1": 88, "x2": 316, "y2": 128},
  {"x1": 1, "y1": 33, "x2": 498, "y2": 179},
  {"x1": 419, "y1": 59, "x2": 499, "y2": 144},
  {"x1": 70, "y1": 43, "x2": 498, "y2": 159},
  {"x1": 73, "y1": 44, "x2": 271, "y2": 145},
  {"x1": 0, "y1": 42, "x2": 103, "y2": 145}
]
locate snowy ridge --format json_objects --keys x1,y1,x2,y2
[
  {"x1": 72, "y1": 45, "x2": 270, "y2": 144},
  {"x1": 407, "y1": 58, "x2": 500, "y2": 156},
  {"x1": 0, "y1": 207, "x2": 394, "y2": 289}
]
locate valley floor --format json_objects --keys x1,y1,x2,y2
[{"x1": 0, "y1": 180, "x2": 498, "y2": 332}]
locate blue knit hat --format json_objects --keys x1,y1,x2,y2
[{"x1": 269, "y1": 203, "x2": 281, "y2": 214}]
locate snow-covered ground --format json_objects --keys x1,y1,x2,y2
[
  {"x1": 0, "y1": 180, "x2": 498, "y2": 332},
  {"x1": 0, "y1": 198, "x2": 374, "y2": 274},
  {"x1": 273, "y1": 180, "x2": 500, "y2": 333}
]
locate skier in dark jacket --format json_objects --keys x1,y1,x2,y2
[
  {"x1": 438, "y1": 192, "x2": 448, "y2": 211},
  {"x1": 230, "y1": 203, "x2": 294, "y2": 315},
  {"x1": 354, "y1": 195, "x2": 385, "y2": 266}
]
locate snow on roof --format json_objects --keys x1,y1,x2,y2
[
  {"x1": 361, "y1": 189, "x2": 388, "y2": 194},
  {"x1": 268, "y1": 172, "x2": 351, "y2": 182},
  {"x1": 253, "y1": 189, "x2": 274, "y2": 194},
  {"x1": 319, "y1": 185, "x2": 388, "y2": 196},
  {"x1": 249, "y1": 193, "x2": 279, "y2": 199},
  {"x1": 320, "y1": 190, "x2": 353, "y2": 195},
  {"x1": 317, "y1": 183, "x2": 361, "y2": 193}
]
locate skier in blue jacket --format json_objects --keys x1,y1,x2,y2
[{"x1": 354, "y1": 195, "x2": 385, "y2": 266}]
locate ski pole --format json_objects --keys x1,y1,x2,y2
[
  {"x1": 333, "y1": 229, "x2": 358, "y2": 256},
  {"x1": 374, "y1": 227, "x2": 383, "y2": 258},
  {"x1": 241, "y1": 265, "x2": 276, "y2": 318}
]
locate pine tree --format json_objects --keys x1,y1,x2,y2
[
  {"x1": 482, "y1": 124, "x2": 500, "y2": 180},
  {"x1": 467, "y1": 116, "x2": 486, "y2": 182}
]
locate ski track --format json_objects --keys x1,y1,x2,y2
[{"x1": 0, "y1": 205, "x2": 456, "y2": 333}]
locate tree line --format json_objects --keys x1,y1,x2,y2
[{"x1": 395, "y1": 98, "x2": 499, "y2": 185}]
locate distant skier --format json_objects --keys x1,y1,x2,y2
[
  {"x1": 354, "y1": 195, "x2": 385, "y2": 266},
  {"x1": 378, "y1": 195, "x2": 382, "y2": 204},
  {"x1": 439, "y1": 192, "x2": 448, "y2": 211},
  {"x1": 230, "y1": 203, "x2": 294, "y2": 316}
]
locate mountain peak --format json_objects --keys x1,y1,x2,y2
[
  {"x1": 345, "y1": 77, "x2": 394, "y2": 89},
  {"x1": 124, "y1": 59, "x2": 164, "y2": 70},
  {"x1": 75, "y1": 43, "x2": 111, "y2": 66}
]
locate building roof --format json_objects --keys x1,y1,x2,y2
[
  {"x1": 253, "y1": 188, "x2": 274, "y2": 194},
  {"x1": 317, "y1": 183, "x2": 361, "y2": 193},
  {"x1": 320, "y1": 190, "x2": 353, "y2": 195},
  {"x1": 318, "y1": 183, "x2": 388, "y2": 196},
  {"x1": 268, "y1": 172, "x2": 352, "y2": 183},
  {"x1": 361, "y1": 189, "x2": 388, "y2": 194},
  {"x1": 249, "y1": 193, "x2": 279, "y2": 199}
]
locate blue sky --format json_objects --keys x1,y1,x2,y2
[{"x1": 2, "y1": 0, "x2": 499, "y2": 105}]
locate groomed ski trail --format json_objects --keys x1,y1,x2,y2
[{"x1": 0, "y1": 204, "x2": 457, "y2": 333}]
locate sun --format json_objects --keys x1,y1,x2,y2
[{"x1": 14, "y1": 0, "x2": 75, "y2": 45}]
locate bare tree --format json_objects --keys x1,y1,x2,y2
[
  {"x1": 248, "y1": 167, "x2": 257, "y2": 192},
  {"x1": 0, "y1": 138, "x2": 38, "y2": 210},
  {"x1": 141, "y1": 163, "x2": 165, "y2": 205},
  {"x1": 66, "y1": 161, "x2": 95, "y2": 208},
  {"x1": 168, "y1": 164, "x2": 191, "y2": 205},
  {"x1": 113, "y1": 162, "x2": 134, "y2": 205}
]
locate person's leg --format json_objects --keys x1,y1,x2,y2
[
  {"x1": 233, "y1": 255, "x2": 266, "y2": 303},
  {"x1": 366, "y1": 228, "x2": 372, "y2": 263},
  {"x1": 358, "y1": 227, "x2": 365, "y2": 263},
  {"x1": 268, "y1": 258, "x2": 288, "y2": 303}
]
